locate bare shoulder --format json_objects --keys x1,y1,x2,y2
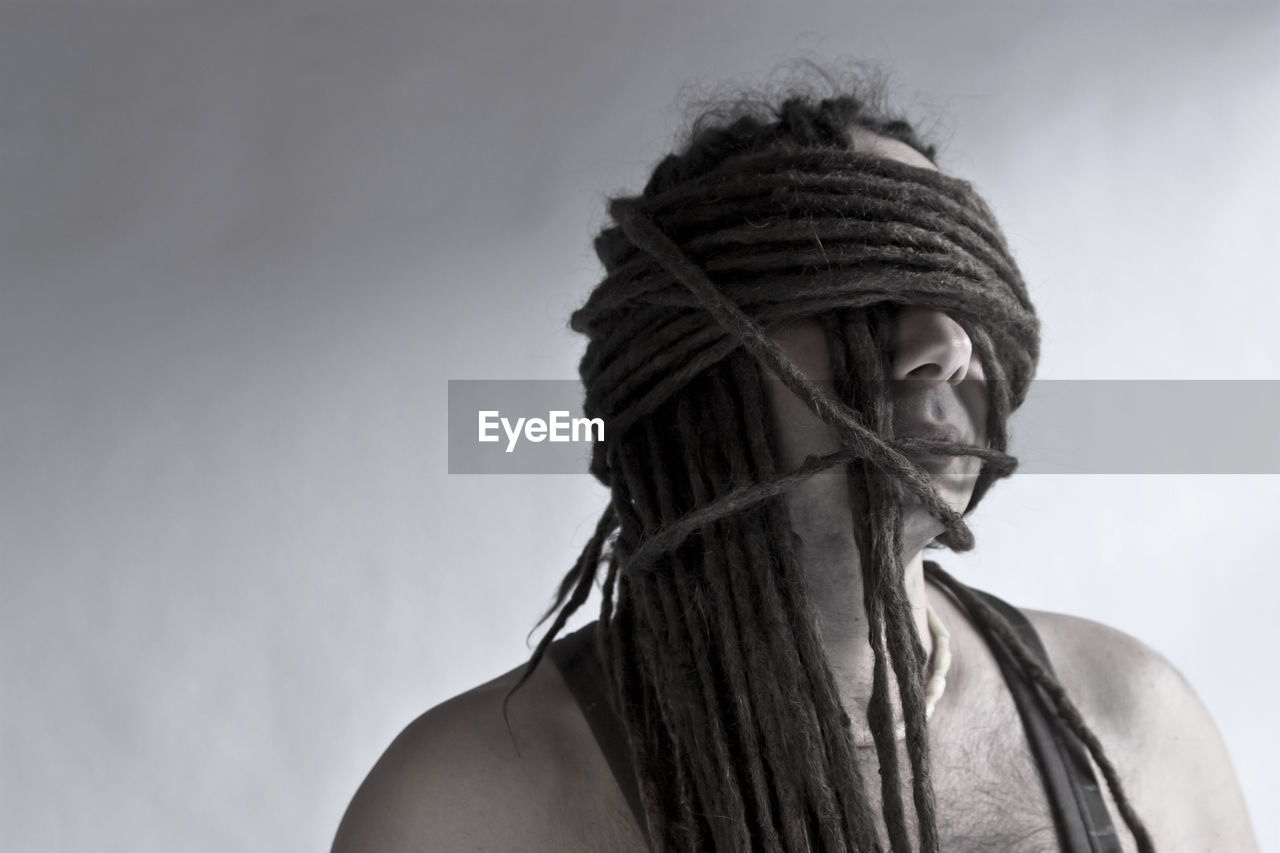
[
  {"x1": 331, "y1": 654, "x2": 635, "y2": 853},
  {"x1": 1019, "y1": 610, "x2": 1176, "y2": 726},
  {"x1": 1022, "y1": 609, "x2": 1259, "y2": 852}
]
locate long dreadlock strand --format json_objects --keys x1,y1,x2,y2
[
  {"x1": 727, "y1": 355, "x2": 889, "y2": 852},
  {"x1": 842, "y1": 310, "x2": 940, "y2": 852},
  {"x1": 505, "y1": 504, "x2": 616, "y2": 725},
  {"x1": 681, "y1": 381, "x2": 788, "y2": 852},
  {"x1": 646, "y1": 414, "x2": 758, "y2": 850},
  {"x1": 829, "y1": 310, "x2": 917, "y2": 851}
]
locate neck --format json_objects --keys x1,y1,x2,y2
[
  {"x1": 757, "y1": 324, "x2": 950, "y2": 709},
  {"x1": 813, "y1": 548, "x2": 932, "y2": 707},
  {"x1": 787, "y1": 469, "x2": 940, "y2": 710}
]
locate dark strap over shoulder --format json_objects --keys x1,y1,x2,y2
[
  {"x1": 973, "y1": 591, "x2": 1122, "y2": 853},
  {"x1": 546, "y1": 623, "x2": 652, "y2": 848}
]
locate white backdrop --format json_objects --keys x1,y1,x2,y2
[{"x1": 1, "y1": 2, "x2": 1276, "y2": 851}]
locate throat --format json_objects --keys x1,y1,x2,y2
[{"x1": 807, "y1": 552, "x2": 936, "y2": 700}]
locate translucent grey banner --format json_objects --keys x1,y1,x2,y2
[{"x1": 447, "y1": 380, "x2": 1280, "y2": 475}]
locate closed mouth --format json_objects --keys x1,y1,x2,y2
[{"x1": 897, "y1": 423, "x2": 965, "y2": 446}]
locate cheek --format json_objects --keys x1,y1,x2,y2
[
  {"x1": 961, "y1": 358, "x2": 991, "y2": 446},
  {"x1": 767, "y1": 319, "x2": 833, "y2": 380},
  {"x1": 762, "y1": 319, "x2": 839, "y2": 474},
  {"x1": 967, "y1": 351, "x2": 987, "y2": 383}
]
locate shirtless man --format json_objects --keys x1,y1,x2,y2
[{"x1": 332, "y1": 86, "x2": 1258, "y2": 852}]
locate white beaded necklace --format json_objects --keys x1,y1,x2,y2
[{"x1": 851, "y1": 604, "x2": 952, "y2": 748}]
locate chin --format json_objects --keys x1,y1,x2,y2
[
  {"x1": 900, "y1": 509, "x2": 946, "y2": 556},
  {"x1": 925, "y1": 462, "x2": 980, "y2": 510},
  {"x1": 899, "y1": 477, "x2": 978, "y2": 552}
]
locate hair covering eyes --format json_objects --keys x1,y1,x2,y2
[{"x1": 571, "y1": 149, "x2": 1038, "y2": 563}]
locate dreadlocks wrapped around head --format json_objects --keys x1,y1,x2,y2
[
  {"x1": 515, "y1": 90, "x2": 1149, "y2": 853},
  {"x1": 576, "y1": 140, "x2": 1038, "y2": 556}
]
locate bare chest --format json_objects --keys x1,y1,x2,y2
[
  {"x1": 547, "y1": 702, "x2": 1067, "y2": 853},
  {"x1": 926, "y1": 692, "x2": 1062, "y2": 853},
  {"x1": 862, "y1": 669, "x2": 1131, "y2": 853},
  {"x1": 537, "y1": 653, "x2": 1127, "y2": 853}
]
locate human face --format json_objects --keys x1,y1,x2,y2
[
  {"x1": 766, "y1": 128, "x2": 990, "y2": 521},
  {"x1": 850, "y1": 130, "x2": 990, "y2": 516},
  {"x1": 888, "y1": 306, "x2": 989, "y2": 515},
  {"x1": 764, "y1": 307, "x2": 988, "y2": 524}
]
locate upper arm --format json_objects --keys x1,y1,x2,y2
[
  {"x1": 1029, "y1": 612, "x2": 1260, "y2": 853},
  {"x1": 331, "y1": 701, "x2": 489, "y2": 853},
  {"x1": 331, "y1": 684, "x2": 561, "y2": 853},
  {"x1": 1121, "y1": 643, "x2": 1258, "y2": 852}
]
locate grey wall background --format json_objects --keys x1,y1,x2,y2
[{"x1": 1, "y1": 2, "x2": 1276, "y2": 851}]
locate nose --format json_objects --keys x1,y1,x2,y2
[{"x1": 890, "y1": 307, "x2": 974, "y2": 383}]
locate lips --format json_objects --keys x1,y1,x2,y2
[
  {"x1": 896, "y1": 422, "x2": 965, "y2": 446},
  {"x1": 894, "y1": 424, "x2": 971, "y2": 481}
]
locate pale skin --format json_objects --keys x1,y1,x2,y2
[{"x1": 332, "y1": 132, "x2": 1259, "y2": 853}]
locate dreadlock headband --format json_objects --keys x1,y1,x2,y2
[{"x1": 570, "y1": 148, "x2": 1041, "y2": 575}]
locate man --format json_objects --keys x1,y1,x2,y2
[{"x1": 333, "y1": 84, "x2": 1258, "y2": 852}]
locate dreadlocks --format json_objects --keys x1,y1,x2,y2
[{"x1": 511, "y1": 83, "x2": 1154, "y2": 852}]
